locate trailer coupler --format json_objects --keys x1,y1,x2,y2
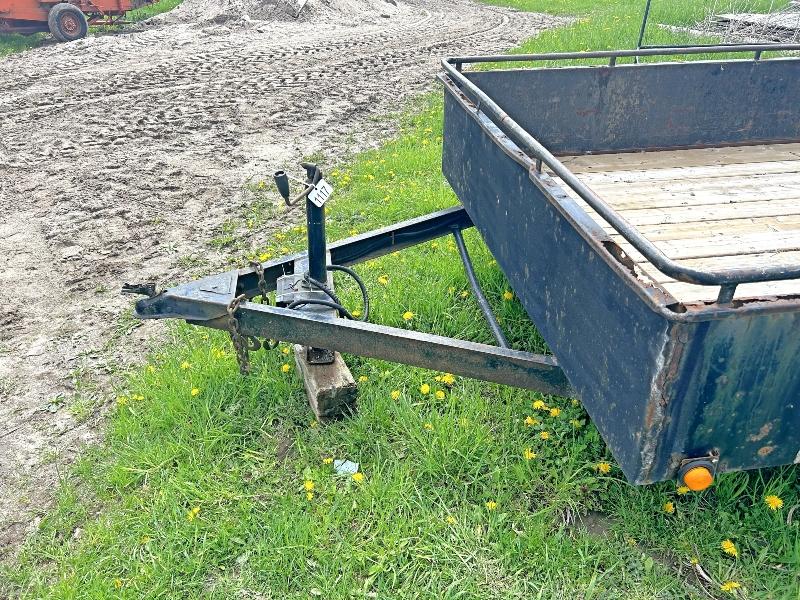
[{"x1": 126, "y1": 182, "x2": 574, "y2": 410}]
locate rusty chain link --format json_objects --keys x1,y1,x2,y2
[
  {"x1": 249, "y1": 260, "x2": 271, "y2": 304},
  {"x1": 227, "y1": 294, "x2": 252, "y2": 375}
]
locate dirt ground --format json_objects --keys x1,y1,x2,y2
[{"x1": 0, "y1": 0, "x2": 563, "y2": 556}]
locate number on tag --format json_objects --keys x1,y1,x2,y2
[{"x1": 308, "y1": 179, "x2": 333, "y2": 208}]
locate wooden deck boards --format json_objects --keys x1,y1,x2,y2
[{"x1": 552, "y1": 144, "x2": 800, "y2": 303}]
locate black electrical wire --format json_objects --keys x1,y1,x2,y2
[
  {"x1": 299, "y1": 265, "x2": 370, "y2": 322},
  {"x1": 286, "y1": 298, "x2": 356, "y2": 321},
  {"x1": 327, "y1": 264, "x2": 370, "y2": 322}
]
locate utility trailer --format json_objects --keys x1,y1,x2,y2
[
  {"x1": 0, "y1": 0, "x2": 157, "y2": 41},
  {"x1": 130, "y1": 45, "x2": 800, "y2": 490}
]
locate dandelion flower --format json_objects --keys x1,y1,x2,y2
[
  {"x1": 114, "y1": 579, "x2": 123, "y2": 589},
  {"x1": 358, "y1": 375, "x2": 368, "y2": 383},
  {"x1": 435, "y1": 390, "x2": 445, "y2": 400},
  {"x1": 147, "y1": 365, "x2": 156, "y2": 373},
  {"x1": 378, "y1": 275, "x2": 389, "y2": 285},
  {"x1": 306, "y1": 492, "x2": 314, "y2": 501},
  {"x1": 186, "y1": 506, "x2": 201, "y2": 521},
  {"x1": 116, "y1": 396, "x2": 128, "y2": 406},
  {"x1": 352, "y1": 309, "x2": 362, "y2": 318},
  {"x1": 259, "y1": 253, "x2": 272, "y2": 262},
  {"x1": 442, "y1": 373, "x2": 455, "y2": 386},
  {"x1": 323, "y1": 457, "x2": 333, "y2": 465},
  {"x1": 721, "y1": 539, "x2": 738, "y2": 558},
  {"x1": 549, "y1": 407, "x2": 561, "y2": 418},
  {"x1": 502, "y1": 291, "x2": 514, "y2": 301},
  {"x1": 402, "y1": 311, "x2": 414, "y2": 321},
  {"x1": 485, "y1": 500, "x2": 497, "y2": 511},
  {"x1": 180, "y1": 361, "x2": 191, "y2": 370},
  {"x1": 524, "y1": 416, "x2": 537, "y2": 427},
  {"x1": 424, "y1": 422, "x2": 433, "y2": 431},
  {"x1": 539, "y1": 431, "x2": 550, "y2": 440},
  {"x1": 524, "y1": 448, "x2": 537, "y2": 461},
  {"x1": 390, "y1": 390, "x2": 401, "y2": 400},
  {"x1": 460, "y1": 290, "x2": 469, "y2": 298},
  {"x1": 281, "y1": 364, "x2": 291, "y2": 373},
  {"x1": 596, "y1": 462, "x2": 611, "y2": 474},
  {"x1": 304, "y1": 480, "x2": 315, "y2": 492},
  {"x1": 663, "y1": 501, "x2": 675, "y2": 514},
  {"x1": 532, "y1": 400, "x2": 547, "y2": 410},
  {"x1": 569, "y1": 419, "x2": 583, "y2": 428},
  {"x1": 352, "y1": 472, "x2": 365, "y2": 483},
  {"x1": 765, "y1": 495, "x2": 784, "y2": 511},
  {"x1": 281, "y1": 347, "x2": 290, "y2": 355},
  {"x1": 720, "y1": 581, "x2": 741, "y2": 593},
  {"x1": 190, "y1": 388, "x2": 200, "y2": 397},
  {"x1": 446, "y1": 515, "x2": 456, "y2": 525},
  {"x1": 420, "y1": 383, "x2": 430, "y2": 395}
]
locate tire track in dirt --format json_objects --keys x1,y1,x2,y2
[{"x1": 0, "y1": 0, "x2": 566, "y2": 556}]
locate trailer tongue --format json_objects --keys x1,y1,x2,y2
[{"x1": 127, "y1": 45, "x2": 800, "y2": 489}]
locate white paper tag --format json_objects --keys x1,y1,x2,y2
[{"x1": 308, "y1": 179, "x2": 333, "y2": 208}]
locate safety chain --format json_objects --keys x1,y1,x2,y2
[
  {"x1": 249, "y1": 261, "x2": 271, "y2": 304},
  {"x1": 227, "y1": 294, "x2": 252, "y2": 375}
]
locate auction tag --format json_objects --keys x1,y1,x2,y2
[{"x1": 308, "y1": 179, "x2": 333, "y2": 208}]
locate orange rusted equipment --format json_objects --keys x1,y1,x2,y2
[{"x1": 0, "y1": 0, "x2": 158, "y2": 42}]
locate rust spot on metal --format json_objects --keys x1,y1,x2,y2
[
  {"x1": 747, "y1": 422, "x2": 773, "y2": 442},
  {"x1": 758, "y1": 445, "x2": 776, "y2": 457}
]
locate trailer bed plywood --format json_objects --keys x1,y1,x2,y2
[{"x1": 553, "y1": 144, "x2": 800, "y2": 303}]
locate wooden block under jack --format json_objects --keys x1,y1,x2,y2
[{"x1": 293, "y1": 344, "x2": 357, "y2": 420}]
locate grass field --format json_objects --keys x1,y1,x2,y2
[{"x1": 2, "y1": 1, "x2": 799, "y2": 598}]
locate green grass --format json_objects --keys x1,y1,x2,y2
[
  {"x1": 3, "y1": 1, "x2": 800, "y2": 598},
  {"x1": 0, "y1": 33, "x2": 42, "y2": 57}
]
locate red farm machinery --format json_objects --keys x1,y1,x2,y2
[{"x1": 0, "y1": 0, "x2": 157, "y2": 41}]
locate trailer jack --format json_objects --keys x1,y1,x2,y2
[{"x1": 126, "y1": 165, "x2": 574, "y2": 418}]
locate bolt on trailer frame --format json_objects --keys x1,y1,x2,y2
[{"x1": 130, "y1": 44, "x2": 800, "y2": 488}]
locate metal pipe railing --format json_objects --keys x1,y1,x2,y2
[{"x1": 441, "y1": 45, "x2": 800, "y2": 289}]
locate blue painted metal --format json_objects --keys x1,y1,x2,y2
[{"x1": 440, "y1": 51, "x2": 800, "y2": 483}]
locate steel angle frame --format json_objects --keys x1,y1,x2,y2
[{"x1": 133, "y1": 206, "x2": 574, "y2": 398}]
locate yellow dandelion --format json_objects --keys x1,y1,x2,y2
[
  {"x1": 460, "y1": 290, "x2": 469, "y2": 298},
  {"x1": 442, "y1": 373, "x2": 455, "y2": 386},
  {"x1": 720, "y1": 581, "x2": 741, "y2": 593},
  {"x1": 676, "y1": 486, "x2": 691, "y2": 495},
  {"x1": 524, "y1": 448, "x2": 537, "y2": 461},
  {"x1": 663, "y1": 501, "x2": 675, "y2": 514},
  {"x1": 114, "y1": 578, "x2": 123, "y2": 589},
  {"x1": 765, "y1": 495, "x2": 784, "y2": 511},
  {"x1": 596, "y1": 462, "x2": 611, "y2": 474},
  {"x1": 281, "y1": 347, "x2": 290, "y2": 355},
  {"x1": 549, "y1": 407, "x2": 561, "y2": 418},
  {"x1": 116, "y1": 396, "x2": 128, "y2": 406},
  {"x1": 539, "y1": 431, "x2": 550, "y2": 440},
  {"x1": 323, "y1": 457, "x2": 333, "y2": 465},
  {"x1": 524, "y1": 416, "x2": 537, "y2": 427},
  {"x1": 180, "y1": 361, "x2": 191, "y2": 370},
  {"x1": 281, "y1": 363, "x2": 290, "y2": 373},
  {"x1": 304, "y1": 480, "x2": 315, "y2": 492},
  {"x1": 571, "y1": 398, "x2": 579, "y2": 407},
  {"x1": 446, "y1": 515, "x2": 456, "y2": 525},
  {"x1": 532, "y1": 400, "x2": 547, "y2": 410},
  {"x1": 390, "y1": 390, "x2": 401, "y2": 400},
  {"x1": 147, "y1": 365, "x2": 156, "y2": 373},
  {"x1": 420, "y1": 383, "x2": 430, "y2": 395},
  {"x1": 378, "y1": 275, "x2": 389, "y2": 285},
  {"x1": 352, "y1": 472, "x2": 365, "y2": 483},
  {"x1": 306, "y1": 491, "x2": 314, "y2": 501},
  {"x1": 448, "y1": 286, "x2": 455, "y2": 294},
  {"x1": 186, "y1": 506, "x2": 201, "y2": 521},
  {"x1": 721, "y1": 539, "x2": 738, "y2": 558},
  {"x1": 258, "y1": 252, "x2": 272, "y2": 262},
  {"x1": 402, "y1": 311, "x2": 414, "y2": 321},
  {"x1": 570, "y1": 419, "x2": 583, "y2": 428},
  {"x1": 352, "y1": 309, "x2": 362, "y2": 318},
  {"x1": 424, "y1": 422, "x2": 433, "y2": 430},
  {"x1": 358, "y1": 375, "x2": 368, "y2": 383},
  {"x1": 431, "y1": 242, "x2": 439, "y2": 249},
  {"x1": 503, "y1": 291, "x2": 513, "y2": 301},
  {"x1": 485, "y1": 500, "x2": 497, "y2": 511},
  {"x1": 190, "y1": 388, "x2": 200, "y2": 397},
  {"x1": 435, "y1": 390, "x2": 445, "y2": 400}
]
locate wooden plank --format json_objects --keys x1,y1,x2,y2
[
  {"x1": 558, "y1": 143, "x2": 800, "y2": 172},
  {"x1": 294, "y1": 345, "x2": 357, "y2": 421},
  {"x1": 660, "y1": 279, "x2": 800, "y2": 303}
]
